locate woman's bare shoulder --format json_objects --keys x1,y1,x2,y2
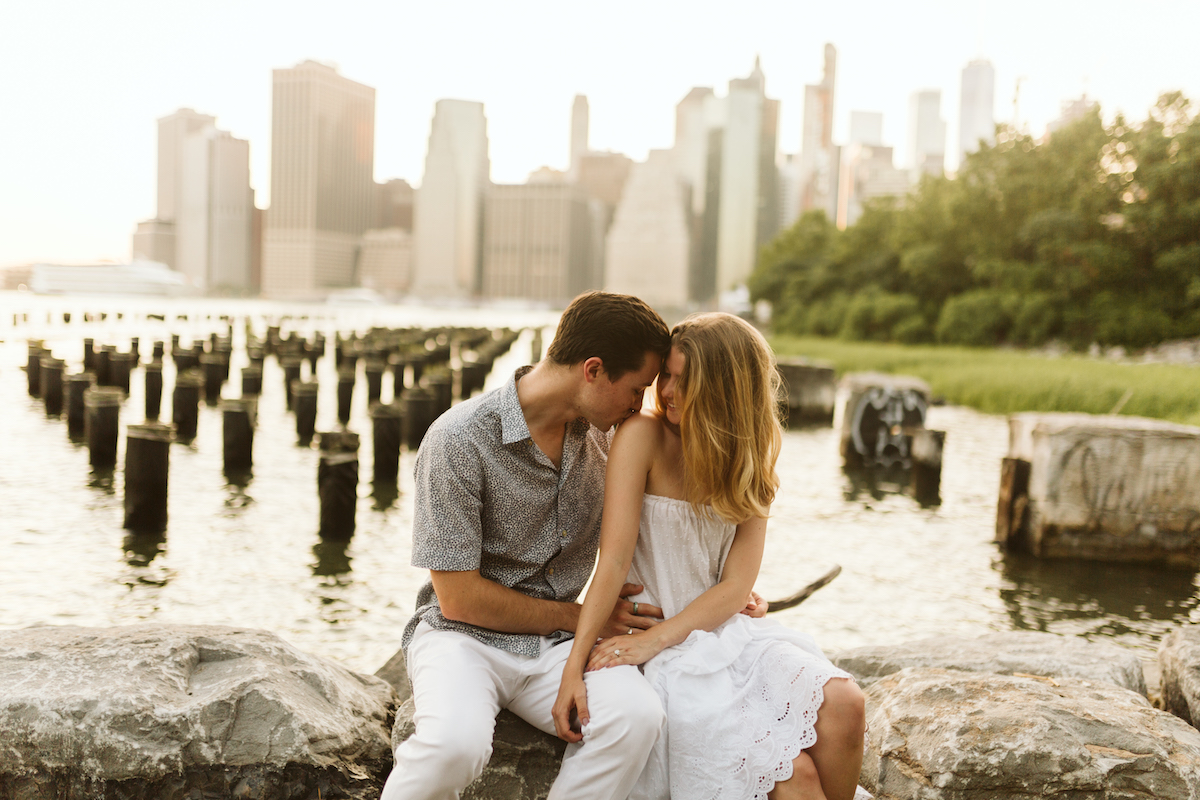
[{"x1": 614, "y1": 409, "x2": 666, "y2": 439}]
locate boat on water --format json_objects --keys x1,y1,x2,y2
[{"x1": 28, "y1": 260, "x2": 194, "y2": 297}]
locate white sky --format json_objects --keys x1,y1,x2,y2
[{"x1": 1, "y1": 0, "x2": 1196, "y2": 267}]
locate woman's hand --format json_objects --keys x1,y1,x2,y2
[
  {"x1": 552, "y1": 669, "x2": 589, "y2": 743},
  {"x1": 586, "y1": 629, "x2": 664, "y2": 671}
]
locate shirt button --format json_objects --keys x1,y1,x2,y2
[
  {"x1": 561, "y1": 530, "x2": 568, "y2": 537},
  {"x1": 548, "y1": 568, "x2": 555, "y2": 576}
]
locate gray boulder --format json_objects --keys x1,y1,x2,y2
[
  {"x1": 0, "y1": 624, "x2": 398, "y2": 799},
  {"x1": 1160, "y1": 626, "x2": 1200, "y2": 726},
  {"x1": 833, "y1": 631, "x2": 1148, "y2": 695},
  {"x1": 861, "y1": 667, "x2": 1200, "y2": 799}
]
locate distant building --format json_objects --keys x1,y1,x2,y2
[
  {"x1": 133, "y1": 108, "x2": 253, "y2": 293},
  {"x1": 673, "y1": 87, "x2": 716, "y2": 219},
  {"x1": 959, "y1": 59, "x2": 996, "y2": 167},
  {"x1": 713, "y1": 57, "x2": 779, "y2": 297},
  {"x1": 569, "y1": 95, "x2": 589, "y2": 181},
  {"x1": 799, "y1": 44, "x2": 840, "y2": 223},
  {"x1": 262, "y1": 60, "x2": 375, "y2": 299},
  {"x1": 837, "y1": 144, "x2": 910, "y2": 229},
  {"x1": 576, "y1": 150, "x2": 635, "y2": 287},
  {"x1": 908, "y1": 90, "x2": 946, "y2": 179},
  {"x1": 1045, "y1": 93, "x2": 1099, "y2": 137},
  {"x1": 849, "y1": 111, "x2": 884, "y2": 147},
  {"x1": 411, "y1": 99, "x2": 490, "y2": 299},
  {"x1": 358, "y1": 228, "x2": 413, "y2": 296},
  {"x1": 375, "y1": 179, "x2": 414, "y2": 231},
  {"x1": 481, "y1": 183, "x2": 593, "y2": 303},
  {"x1": 605, "y1": 150, "x2": 691, "y2": 311}
]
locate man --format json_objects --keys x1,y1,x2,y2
[{"x1": 381, "y1": 292, "x2": 673, "y2": 800}]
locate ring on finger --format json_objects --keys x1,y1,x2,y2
[
  {"x1": 615, "y1": 649, "x2": 621, "y2": 656},
  {"x1": 632, "y1": 601, "x2": 639, "y2": 615},
  {"x1": 627, "y1": 627, "x2": 633, "y2": 635}
]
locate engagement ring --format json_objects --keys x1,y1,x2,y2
[
  {"x1": 615, "y1": 649, "x2": 621, "y2": 656},
  {"x1": 627, "y1": 627, "x2": 633, "y2": 635}
]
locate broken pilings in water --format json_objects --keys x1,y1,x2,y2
[
  {"x1": 40, "y1": 357, "x2": 65, "y2": 417},
  {"x1": 776, "y1": 357, "x2": 835, "y2": 426},
  {"x1": 294, "y1": 381, "x2": 319, "y2": 446},
  {"x1": 124, "y1": 422, "x2": 173, "y2": 533},
  {"x1": 997, "y1": 413, "x2": 1200, "y2": 567},
  {"x1": 66, "y1": 373, "x2": 95, "y2": 437},
  {"x1": 318, "y1": 432, "x2": 359, "y2": 540},
  {"x1": 401, "y1": 387, "x2": 435, "y2": 451},
  {"x1": 172, "y1": 371, "x2": 203, "y2": 442},
  {"x1": 221, "y1": 398, "x2": 256, "y2": 473},
  {"x1": 26, "y1": 341, "x2": 45, "y2": 397},
  {"x1": 84, "y1": 386, "x2": 123, "y2": 468},
  {"x1": 144, "y1": 362, "x2": 163, "y2": 421},
  {"x1": 371, "y1": 402, "x2": 402, "y2": 482}
]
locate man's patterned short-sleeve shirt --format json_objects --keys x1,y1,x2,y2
[{"x1": 402, "y1": 367, "x2": 611, "y2": 658}]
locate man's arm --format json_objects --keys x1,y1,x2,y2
[{"x1": 432, "y1": 570, "x2": 662, "y2": 638}]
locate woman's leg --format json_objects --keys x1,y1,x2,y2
[
  {"x1": 805, "y1": 677, "x2": 866, "y2": 800},
  {"x1": 767, "y1": 750, "x2": 826, "y2": 800}
]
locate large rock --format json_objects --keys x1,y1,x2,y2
[
  {"x1": 1000, "y1": 412, "x2": 1200, "y2": 566},
  {"x1": 0, "y1": 624, "x2": 398, "y2": 799},
  {"x1": 861, "y1": 667, "x2": 1200, "y2": 799},
  {"x1": 776, "y1": 357, "x2": 836, "y2": 426},
  {"x1": 1160, "y1": 626, "x2": 1200, "y2": 726},
  {"x1": 379, "y1": 646, "x2": 566, "y2": 800},
  {"x1": 833, "y1": 631, "x2": 1147, "y2": 695}
]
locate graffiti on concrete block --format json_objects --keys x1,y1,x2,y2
[
  {"x1": 1055, "y1": 440, "x2": 1200, "y2": 536},
  {"x1": 850, "y1": 388, "x2": 927, "y2": 469}
]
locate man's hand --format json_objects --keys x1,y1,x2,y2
[
  {"x1": 597, "y1": 583, "x2": 664, "y2": 639},
  {"x1": 739, "y1": 590, "x2": 768, "y2": 618}
]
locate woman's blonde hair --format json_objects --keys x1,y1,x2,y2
[{"x1": 656, "y1": 312, "x2": 783, "y2": 523}]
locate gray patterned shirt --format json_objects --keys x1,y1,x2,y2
[{"x1": 401, "y1": 367, "x2": 611, "y2": 658}]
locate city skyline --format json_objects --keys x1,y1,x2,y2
[{"x1": 2, "y1": 0, "x2": 1198, "y2": 267}]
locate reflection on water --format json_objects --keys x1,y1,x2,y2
[
  {"x1": 2, "y1": 296, "x2": 1197, "y2": 672},
  {"x1": 997, "y1": 551, "x2": 1200, "y2": 647}
]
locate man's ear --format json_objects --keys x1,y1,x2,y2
[{"x1": 582, "y1": 357, "x2": 605, "y2": 383}]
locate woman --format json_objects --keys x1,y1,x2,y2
[{"x1": 553, "y1": 313, "x2": 865, "y2": 800}]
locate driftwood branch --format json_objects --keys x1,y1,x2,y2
[{"x1": 765, "y1": 565, "x2": 842, "y2": 613}]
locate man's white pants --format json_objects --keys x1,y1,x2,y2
[{"x1": 379, "y1": 627, "x2": 664, "y2": 800}]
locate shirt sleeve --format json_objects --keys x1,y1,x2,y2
[{"x1": 411, "y1": 424, "x2": 485, "y2": 572}]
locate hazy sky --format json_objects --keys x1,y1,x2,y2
[{"x1": 2, "y1": 0, "x2": 1196, "y2": 267}]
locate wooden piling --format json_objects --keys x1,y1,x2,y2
[
  {"x1": 911, "y1": 428, "x2": 946, "y2": 506},
  {"x1": 201, "y1": 353, "x2": 224, "y2": 405},
  {"x1": 365, "y1": 358, "x2": 385, "y2": 404},
  {"x1": 401, "y1": 386, "x2": 436, "y2": 450},
  {"x1": 66, "y1": 373, "x2": 95, "y2": 437},
  {"x1": 458, "y1": 357, "x2": 488, "y2": 400},
  {"x1": 221, "y1": 398, "x2": 256, "y2": 472},
  {"x1": 294, "y1": 381, "x2": 319, "y2": 445},
  {"x1": 337, "y1": 366, "x2": 356, "y2": 424},
  {"x1": 40, "y1": 357, "x2": 65, "y2": 416},
  {"x1": 123, "y1": 422, "x2": 172, "y2": 533},
  {"x1": 95, "y1": 346, "x2": 114, "y2": 387},
  {"x1": 172, "y1": 370, "x2": 203, "y2": 441},
  {"x1": 109, "y1": 352, "x2": 133, "y2": 395},
  {"x1": 996, "y1": 456, "x2": 1032, "y2": 550},
  {"x1": 425, "y1": 372, "x2": 452, "y2": 418},
  {"x1": 371, "y1": 402, "x2": 402, "y2": 481},
  {"x1": 241, "y1": 366, "x2": 262, "y2": 397},
  {"x1": 390, "y1": 353, "x2": 408, "y2": 398},
  {"x1": 83, "y1": 338, "x2": 95, "y2": 372},
  {"x1": 144, "y1": 361, "x2": 163, "y2": 420},
  {"x1": 408, "y1": 351, "x2": 428, "y2": 385},
  {"x1": 318, "y1": 451, "x2": 359, "y2": 540},
  {"x1": 84, "y1": 386, "x2": 122, "y2": 467},
  {"x1": 26, "y1": 341, "x2": 45, "y2": 397},
  {"x1": 281, "y1": 356, "x2": 303, "y2": 411}
]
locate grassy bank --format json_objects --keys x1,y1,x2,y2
[{"x1": 770, "y1": 336, "x2": 1200, "y2": 427}]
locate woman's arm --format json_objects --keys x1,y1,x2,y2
[
  {"x1": 585, "y1": 513, "x2": 767, "y2": 672},
  {"x1": 551, "y1": 413, "x2": 659, "y2": 742}
]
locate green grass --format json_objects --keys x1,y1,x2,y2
[{"x1": 770, "y1": 336, "x2": 1200, "y2": 427}]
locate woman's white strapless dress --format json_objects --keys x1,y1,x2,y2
[{"x1": 625, "y1": 494, "x2": 851, "y2": 800}]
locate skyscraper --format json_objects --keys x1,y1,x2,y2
[
  {"x1": 411, "y1": 99, "x2": 490, "y2": 298},
  {"x1": 261, "y1": 60, "x2": 375, "y2": 299},
  {"x1": 908, "y1": 90, "x2": 946, "y2": 178},
  {"x1": 134, "y1": 108, "x2": 253, "y2": 292},
  {"x1": 569, "y1": 95, "x2": 589, "y2": 180},
  {"x1": 800, "y1": 44, "x2": 839, "y2": 222},
  {"x1": 849, "y1": 111, "x2": 884, "y2": 147},
  {"x1": 959, "y1": 59, "x2": 996, "y2": 167}
]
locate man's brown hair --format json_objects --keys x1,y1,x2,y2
[{"x1": 545, "y1": 292, "x2": 670, "y2": 380}]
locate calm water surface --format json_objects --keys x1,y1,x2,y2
[{"x1": 2, "y1": 295, "x2": 1196, "y2": 675}]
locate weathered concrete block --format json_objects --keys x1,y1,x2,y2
[
  {"x1": 379, "y1": 647, "x2": 566, "y2": 800},
  {"x1": 833, "y1": 631, "x2": 1146, "y2": 695},
  {"x1": 776, "y1": 357, "x2": 836, "y2": 425},
  {"x1": 1002, "y1": 413, "x2": 1200, "y2": 566},
  {"x1": 1159, "y1": 626, "x2": 1200, "y2": 727},
  {"x1": 0, "y1": 624, "x2": 398, "y2": 799},
  {"x1": 861, "y1": 667, "x2": 1200, "y2": 799},
  {"x1": 836, "y1": 372, "x2": 930, "y2": 469}
]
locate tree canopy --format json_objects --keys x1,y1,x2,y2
[{"x1": 750, "y1": 93, "x2": 1200, "y2": 349}]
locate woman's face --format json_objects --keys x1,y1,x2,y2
[{"x1": 659, "y1": 346, "x2": 685, "y2": 427}]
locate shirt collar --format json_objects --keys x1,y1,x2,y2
[{"x1": 500, "y1": 366, "x2": 594, "y2": 446}]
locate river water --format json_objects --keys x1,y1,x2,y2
[{"x1": 2, "y1": 294, "x2": 1197, "y2": 676}]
